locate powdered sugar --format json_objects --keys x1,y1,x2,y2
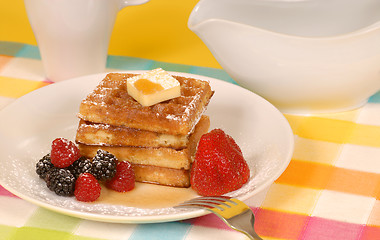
[
  {"x1": 0, "y1": 70, "x2": 293, "y2": 223},
  {"x1": 0, "y1": 149, "x2": 272, "y2": 219}
]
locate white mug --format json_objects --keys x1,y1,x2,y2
[{"x1": 24, "y1": 0, "x2": 150, "y2": 82}]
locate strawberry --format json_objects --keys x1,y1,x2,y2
[
  {"x1": 74, "y1": 173, "x2": 101, "y2": 202},
  {"x1": 106, "y1": 161, "x2": 135, "y2": 192},
  {"x1": 191, "y1": 129, "x2": 250, "y2": 196},
  {"x1": 50, "y1": 138, "x2": 81, "y2": 168}
]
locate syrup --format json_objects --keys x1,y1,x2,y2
[
  {"x1": 97, "y1": 182, "x2": 198, "y2": 209},
  {"x1": 134, "y1": 78, "x2": 164, "y2": 95}
]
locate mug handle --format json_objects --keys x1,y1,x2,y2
[{"x1": 120, "y1": 0, "x2": 150, "y2": 9}]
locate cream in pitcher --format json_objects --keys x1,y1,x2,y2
[{"x1": 24, "y1": 0, "x2": 150, "y2": 82}]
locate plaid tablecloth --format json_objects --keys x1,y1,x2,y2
[{"x1": 0, "y1": 41, "x2": 379, "y2": 240}]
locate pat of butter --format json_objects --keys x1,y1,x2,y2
[{"x1": 127, "y1": 68, "x2": 181, "y2": 106}]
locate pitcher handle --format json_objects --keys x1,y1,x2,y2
[{"x1": 120, "y1": 0, "x2": 150, "y2": 9}]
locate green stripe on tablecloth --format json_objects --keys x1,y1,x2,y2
[
  {"x1": 3, "y1": 226, "x2": 106, "y2": 240},
  {"x1": 107, "y1": 55, "x2": 154, "y2": 70},
  {"x1": 151, "y1": 61, "x2": 192, "y2": 73},
  {"x1": 107, "y1": 54, "x2": 236, "y2": 84},
  {"x1": 24, "y1": 208, "x2": 80, "y2": 232},
  {"x1": 0, "y1": 41, "x2": 237, "y2": 85},
  {"x1": 189, "y1": 66, "x2": 237, "y2": 84},
  {"x1": 9, "y1": 227, "x2": 69, "y2": 240},
  {"x1": 16, "y1": 45, "x2": 41, "y2": 59},
  {"x1": 0, "y1": 42, "x2": 24, "y2": 57},
  {"x1": 0, "y1": 224, "x2": 15, "y2": 240},
  {"x1": 368, "y1": 91, "x2": 380, "y2": 103},
  {"x1": 0, "y1": 41, "x2": 40, "y2": 59}
]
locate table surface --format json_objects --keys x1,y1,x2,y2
[
  {"x1": 0, "y1": 0, "x2": 220, "y2": 69},
  {"x1": 0, "y1": 1, "x2": 380, "y2": 240}
]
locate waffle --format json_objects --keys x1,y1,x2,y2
[
  {"x1": 78, "y1": 115, "x2": 210, "y2": 187},
  {"x1": 78, "y1": 115, "x2": 210, "y2": 171},
  {"x1": 76, "y1": 115, "x2": 210, "y2": 149},
  {"x1": 78, "y1": 73, "x2": 214, "y2": 135},
  {"x1": 79, "y1": 144, "x2": 191, "y2": 170},
  {"x1": 76, "y1": 71, "x2": 213, "y2": 187},
  {"x1": 76, "y1": 119, "x2": 188, "y2": 148},
  {"x1": 132, "y1": 164, "x2": 190, "y2": 187}
]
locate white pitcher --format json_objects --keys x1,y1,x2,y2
[
  {"x1": 24, "y1": 0, "x2": 150, "y2": 82},
  {"x1": 189, "y1": 0, "x2": 380, "y2": 113}
]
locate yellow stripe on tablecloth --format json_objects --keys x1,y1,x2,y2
[
  {"x1": 0, "y1": 76, "x2": 49, "y2": 98},
  {"x1": 350, "y1": 125, "x2": 380, "y2": 148},
  {"x1": 276, "y1": 159, "x2": 334, "y2": 190},
  {"x1": 292, "y1": 137, "x2": 342, "y2": 165},
  {"x1": 276, "y1": 159, "x2": 380, "y2": 199},
  {"x1": 285, "y1": 114, "x2": 380, "y2": 147},
  {"x1": 261, "y1": 183, "x2": 321, "y2": 215},
  {"x1": 313, "y1": 109, "x2": 360, "y2": 121},
  {"x1": 285, "y1": 114, "x2": 353, "y2": 143}
]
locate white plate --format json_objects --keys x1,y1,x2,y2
[{"x1": 0, "y1": 71, "x2": 294, "y2": 223}]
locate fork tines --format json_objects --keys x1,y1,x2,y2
[
  {"x1": 175, "y1": 196, "x2": 262, "y2": 240},
  {"x1": 175, "y1": 196, "x2": 236, "y2": 211}
]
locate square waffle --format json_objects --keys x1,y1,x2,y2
[
  {"x1": 76, "y1": 72, "x2": 213, "y2": 187},
  {"x1": 78, "y1": 73, "x2": 214, "y2": 135},
  {"x1": 77, "y1": 115, "x2": 210, "y2": 187}
]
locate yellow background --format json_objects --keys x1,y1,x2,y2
[{"x1": 0, "y1": 0, "x2": 221, "y2": 68}]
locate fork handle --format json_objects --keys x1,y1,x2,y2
[{"x1": 230, "y1": 210, "x2": 264, "y2": 240}]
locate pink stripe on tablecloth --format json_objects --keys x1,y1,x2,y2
[
  {"x1": 189, "y1": 206, "x2": 380, "y2": 240},
  {"x1": 255, "y1": 208, "x2": 309, "y2": 239},
  {"x1": 187, "y1": 207, "x2": 259, "y2": 231},
  {"x1": 190, "y1": 213, "x2": 228, "y2": 230},
  {"x1": 301, "y1": 217, "x2": 363, "y2": 240},
  {"x1": 189, "y1": 207, "x2": 309, "y2": 239},
  {"x1": 360, "y1": 225, "x2": 380, "y2": 240},
  {"x1": 42, "y1": 79, "x2": 53, "y2": 84},
  {"x1": 0, "y1": 185, "x2": 19, "y2": 198}
]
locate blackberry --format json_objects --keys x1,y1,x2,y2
[
  {"x1": 36, "y1": 154, "x2": 56, "y2": 180},
  {"x1": 91, "y1": 149, "x2": 117, "y2": 181},
  {"x1": 68, "y1": 156, "x2": 93, "y2": 179},
  {"x1": 46, "y1": 168, "x2": 75, "y2": 196}
]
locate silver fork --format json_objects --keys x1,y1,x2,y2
[{"x1": 175, "y1": 196, "x2": 263, "y2": 240}]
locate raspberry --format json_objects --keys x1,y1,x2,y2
[
  {"x1": 36, "y1": 153, "x2": 56, "y2": 180},
  {"x1": 106, "y1": 161, "x2": 135, "y2": 192},
  {"x1": 68, "y1": 157, "x2": 93, "y2": 179},
  {"x1": 50, "y1": 138, "x2": 81, "y2": 168},
  {"x1": 91, "y1": 149, "x2": 117, "y2": 181},
  {"x1": 45, "y1": 168, "x2": 76, "y2": 196},
  {"x1": 190, "y1": 129, "x2": 250, "y2": 196},
  {"x1": 74, "y1": 173, "x2": 101, "y2": 202}
]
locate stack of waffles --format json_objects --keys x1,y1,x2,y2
[{"x1": 75, "y1": 72, "x2": 214, "y2": 187}]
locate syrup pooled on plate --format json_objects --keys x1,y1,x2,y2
[{"x1": 98, "y1": 182, "x2": 198, "y2": 209}]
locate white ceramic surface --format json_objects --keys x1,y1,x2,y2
[
  {"x1": 0, "y1": 71, "x2": 293, "y2": 223},
  {"x1": 188, "y1": 0, "x2": 380, "y2": 113},
  {"x1": 24, "y1": 0, "x2": 149, "y2": 82}
]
